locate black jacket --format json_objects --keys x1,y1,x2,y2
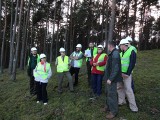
[
  {"x1": 27, "y1": 54, "x2": 38, "y2": 76},
  {"x1": 103, "y1": 48, "x2": 123, "y2": 83}
]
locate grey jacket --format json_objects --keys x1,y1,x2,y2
[{"x1": 103, "y1": 48, "x2": 123, "y2": 83}]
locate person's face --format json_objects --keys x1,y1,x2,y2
[
  {"x1": 76, "y1": 47, "x2": 81, "y2": 51},
  {"x1": 89, "y1": 43, "x2": 94, "y2": 48},
  {"x1": 32, "y1": 50, "x2": 37, "y2": 55},
  {"x1": 41, "y1": 58, "x2": 46, "y2": 62},
  {"x1": 120, "y1": 44, "x2": 125, "y2": 51},
  {"x1": 60, "y1": 52, "x2": 65, "y2": 56},
  {"x1": 98, "y1": 48, "x2": 103, "y2": 53}
]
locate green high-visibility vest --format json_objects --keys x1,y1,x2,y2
[
  {"x1": 92, "y1": 53, "x2": 107, "y2": 72},
  {"x1": 86, "y1": 47, "x2": 98, "y2": 61},
  {"x1": 130, "y1": 45, "x2": 137, "y2": 53},
  {"x1": 27, "y1": 54, "x2": 40, "y2": 66},
  {"x1": 120, "y1": 48, "x2": 133, "y2": 73},
  {"x1": 34, "y1": 62, "x2": 51, "y2": 80},
  {"x1": 73, "y1": 51, "x2": 83, "y2": 68},
  {"x1": 57, "y1": 56, "x2": 69, "y2": 73}
]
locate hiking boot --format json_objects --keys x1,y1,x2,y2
[{"x1": 106, "y1": 112, "x2": 115, "y2": 119}]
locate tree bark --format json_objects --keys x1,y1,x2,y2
[
  {"x1": 20, "y1": 0, "x2": 31, "y2": 70},
  {"x1": 11, "y1": 0, "x2": 24, "y2": 80},
  {"x1": 9, "y1": 0, "x2": 19, "y2": 74},
  {"x1": 0, "y1": 0, "x2": 7, "y2": 74},
  {"x1": 108, "y1": 0, "x2": 116, "y2": 41}
]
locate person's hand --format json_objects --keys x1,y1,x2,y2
[
  {"x1": 93, "y1": 63, "x2": 96, "y2": 66},
  {"x1": 95, "y1": 63, "x2": 99, "y2": 66},
  {"x1": 74, "y1": 57, "x2": 78, "y2": 60},
  {"x1": 84, "y1": 54, "x2": 88, "y2": 57},
  {"x1": 107, "y1": 79, "x2": 111, "y2": 85},
  {"x1": 122, "y1": 73, "x2": 129, "y2": 79}
]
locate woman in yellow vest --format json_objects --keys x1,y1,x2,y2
[
  {"x1": 90, "y1": 45, "x2": 107, "y2": 97},
  {"x1": 55, "y1": 48, "x2": 74, "y2": 93},
  {"x1": 33, "y1": 54, "x2": 52, "y2": 105}
]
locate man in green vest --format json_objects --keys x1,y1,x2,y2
[
  {"x1": 84, "y1": 42, "x2": 98, "y2": 86},
  {"x1": 27, "y1": 47, "x2": 40, "y2": 95},
  {"x1": 55, "y1": 48, "x2": 74, "y2": 93},
  {"x1": 118, "y1": 39, "x2": 138, "y2": 112},
  {"x1": 70, "y1": 44, "x2": 83, "y2": 86},
  {"x1": 125, "y1": 36, "x2": 137, "y2": 93}
]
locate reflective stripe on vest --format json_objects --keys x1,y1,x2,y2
[
  {"x1": 86, "y1": 47, "x2": 98, "y2": 61},
  {"x1": 34, "y1": 62, "x2": 50, "y2": 80},
  {"x1": 57, "y1": 56, "x2": 69, "y2": 73},
  {"x1": 27, "y1": 54, "x2": 40, "y2": 66},
  {"x1": 120, "y1": 48, "x2": 132, "y2": 73},
  {"x1": 92, "y1": 53, "x2": 106, "y2": 72},
  {"x1": 73, "y1": 51, "x2": 83, "y2": 68}
]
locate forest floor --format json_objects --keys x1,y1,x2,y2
[{"x1": 0, "y1": 49, "x2": 160, "y2": 120}]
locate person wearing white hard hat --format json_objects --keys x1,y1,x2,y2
[
  {"x1": 33, "y1": 54, "x2": 52, "y2": 105},
  {"x1": 90, "y1": 45, "x2": 107, "y2": 97},
  {"x1": 27, "y1": 47, "x2": 40, "y2": 95},
  {"x1": 70, "y1": 44, "x2": 83, "y2": 86},
  {"x1": 55, "y1": 48, "x2": 74, "y2": 93},
  {"x1": 117, "y1": 39, "x2": 138, "y2": 112},
  {"x1": 125, "y1": 36, "x2": 137, "y2": 93}
]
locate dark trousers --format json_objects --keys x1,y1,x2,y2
[
  {"x1": 106, "y1": 82, "x2": 118, "y2": 116},
  {"x1": 86, "y1": 61, "x2": 92, "y2": 86},
  {"x1": 91, "y1": 74, "x2": 103, "y2": 96},
  {"x1": 69, "y1": 67, "x2": 80, "y2": 85},
  {"x1": 30, "y1": 75, "x2": 36, "y2": 95},
  {"x1": 36, "y1": 81, "x2": 48, "y2": 103}
]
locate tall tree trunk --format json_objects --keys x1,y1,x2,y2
[
  {"x1": 105, "y1": 0, "x2": 109, "y2": 52},
  {"x1": 69, "y1": 0, "x2": 73, "y2": 53},
  {"x1": 20, "y1": 0, "x2": 31, "y2": 70},
  {"x1": 11, "y1": 0, "x2": 24, "y2": 80},
  {"x1": 108, "y1": 0, "x2": 116, "y2": 41},
  {"x1": 55, "y1": 22, "x2": 60, "y2": 58},
  {"x1": 0, "y1": 0, "x2": 7, "y2": 74},
  {"x1": 50, "y1": 0, "x2": 57, "y2": 63},
  {"x1": 126, "y1": 0, "x2": 130, "y2": 36},
  {"x1": 9, "y1": 0, "x2": 19, "y2": 74},
  {"x1": 132, "y1": 0, "x2": 137, "y2": 41}
]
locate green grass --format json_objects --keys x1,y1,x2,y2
[{"x1": 0, "y1": 49, "x2": 160, "y2": 120}]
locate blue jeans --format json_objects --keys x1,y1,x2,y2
[{"x1": 91, "y1": 74, "x2": 103, "y2": 96}]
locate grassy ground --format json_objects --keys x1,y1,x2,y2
[{"x1": 0, "y1": 49, "x2": 160, "y2": 120}]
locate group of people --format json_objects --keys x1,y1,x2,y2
[{"x1": 27, "y1": 36, "x2": 138, "y2": 119}]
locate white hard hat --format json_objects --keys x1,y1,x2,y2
[
  {"x1": 119, "y1": 39, "x2": 129, "y2": 45},
  {"x1": 40, "y1": 54, "x2": 46, "y2": 59},
  {"x1": 97, "y1": 45, "x2": 104, "y2": 49},
  {"x1": 59, "y1": 47, "x2": 65, "y2": 52},
  {"x1": 31, "y1": 47, "x2": 37, "y2": 51},
  {"x1": 76, "y1": 44, "x2": 82, "y2": 48},
  {"x1": 125, "y1": 36, "x2": 132, "y2": 42}
]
